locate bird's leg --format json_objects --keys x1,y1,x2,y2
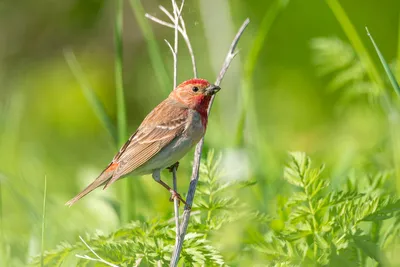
[
  {"x1": 152, "y1": 169, "x2": 187, "y2": 206},
  {"x1": 167, "y1": 161, "x2": 179, "y2": 172}
]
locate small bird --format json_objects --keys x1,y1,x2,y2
[{"x1": 66, "y1": 78, "x2": 220, "y2": 207}]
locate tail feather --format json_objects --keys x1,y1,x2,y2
[{"x1": 65, "y1": 165, "x2": 116, "y2": 207}]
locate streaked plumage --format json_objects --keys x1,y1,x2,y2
[{"x1": 66, "y1": 78, "x2": 220, "y2": 206}]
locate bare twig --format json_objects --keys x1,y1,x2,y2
[
  {"x1": 172, "y1": 166, "x2": 181, "y2": 247},
  {"x1": 165, "y1": 37, "x2": 181, "y2": 242},
  {"x1": 145, "y1": 1, "x2": 197, "y2": 77},
  {"x1": 145, "y1": 14, "x2": 175, "y2": 28},
  {"x1": 165, "y1": 0, "x2": 182, "y2": 250},
  {"x1": 146, "y1": 1, "x2": 248, "y2": 265},
  {"x1": 152, "y1": 1, "x2": 199, "y2": 263},
  {"x1": 169, "y1": 18, "x2": 250, "y2": 267},
  {"x1": 171, "y1": 0, "x2": 180, "y2": 89}
]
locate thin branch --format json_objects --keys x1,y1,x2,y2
[
  {"x1": 179, "y1": 13, "x2": 197, "y2": 78},
  {"x1": 146, "y1": 2, "x2": 197, "y2": 77},
  {"x1": 172, "y1": 166, "x2": 181, "y2": 247},
  {"x1": 145, "y1": 14, "x2": 176, "y2": 28},
  {"x1": 169, "y1": 0, "x2": 181, "y2": 249},
  {"x1": 76, "y1": 236, "x2": 119, "y2": 267},
  {"x1": 169, "y1": 18, "x2": 250, "y2": 267},
  {"x1": 172, "y1": 0, "x2": 180, "y2": 89},
  {"x1": 165, "y1": 0, "x2": 184, "y2": 260},
  {"x1": 159, "y1": 5, "x2": 175, "y2": 22}
]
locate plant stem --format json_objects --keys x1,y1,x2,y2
[
  {"x1": 366, "y1": 28, "x2": 400, "y2": 192},
  {"x1": 305, "y1": 185, "x2": 319, "y2": 260},
  {"x1": 169, "y1": 19, "x2": 250, "y2": 267},
  {"x1": 114, "y1": 0, "x2": 132, "y2": 223},
  {"x1": 0, "y1": 182, "x2": 3, "y2": 263},
  {"x1": 236, "y1": 0, "x2": 287, "y2": 146},
  {"x1": 63, "y1": 50, "x2": 118, "y2": 145},
  {"x1": 40, "y1": 176, "x2": 47, "y2": 267},
  {"x1": 129, "y1": 0, "x2": 171, "y2": 92},
  {"x1": 237, "y1": 0, "x2": 288, "y2": 213},
  {"x1": 325, "y1": 0, "x2": 384, "y2": 89},
  {"x1": 397, "y1": 12, "x2": 400, "y2": 80}
]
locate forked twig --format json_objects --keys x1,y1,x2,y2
[
  {"x1": 164, "y1": 0, "x2": 184, "y2": 250},
  {"x1": 170, "y1": 18, "x2": 250, "y2": 267},
  {"x1": 145, "y1": 1, "x2": 249, "y2": 265},
  {"x1": 145, "y1": 2, "x2": 197, "y2": 77}
]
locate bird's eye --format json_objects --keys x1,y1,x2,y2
[{"x1": 192, "y1": 86, "x2": 199, "y2": 92}]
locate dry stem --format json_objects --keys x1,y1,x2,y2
[
  {"x1": 170, "y1": 18, "x2": 250, "y2": 267},
  {"x1": 146, "y1": 2, "x2": 249, "y2": 266}
]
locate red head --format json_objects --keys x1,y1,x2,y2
[{"x1": 169, "y1": 78, "x2": 220, "y2": 113}]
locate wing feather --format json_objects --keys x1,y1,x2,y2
[{"x1": 103, "y1": 99, "x2": 188, "y2": 188}]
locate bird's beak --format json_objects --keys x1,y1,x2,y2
[{"x1": 205, "y1": 84, "x2": 221, "y2": 95}]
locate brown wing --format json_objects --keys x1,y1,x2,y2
[{"x1": 103, "y1": 99, "x2": 188, "y2": 188}]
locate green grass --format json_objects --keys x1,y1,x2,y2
[
  {"x1": 366, "y1": 28, "x2": 400, "y2": 97},
  {"x1": 366, "y1": 27, "x2": 400, "y2": 193},
  {"x1": 236, "y1": 0, "x2": 289, "y2": 147},
  {"x1": 325, "y1": 0, "x2": 384, "y2": 89},
  {"x1": 64, "y1": 50, "x2": 118, "y2": 145},
  {"x1": 129, "y1": 0, "x2": 171, "y2": 92},
  {"x1": 40, "y1": 176, "x2": 47, "y2": 267},
  {"x1": 398, "y1": 14, "x2": 400, "y2": 80},
  {"x1": 114, "y1": 0, "x2": 133, "y2": 224}
]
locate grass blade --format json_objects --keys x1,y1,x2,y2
[
  {"x1": 366, "y1": 27, "x2": 400, "y2": 193},
  {"x1": 64, "y1": 50, "x2": 118, "y2": 145},
  {"x1": 114, "y1": 0, "x2": 133, "y2": 223},
  {"x1": 115, "y1": 0, "x2": 127, "y2": 144},
  {"x1": 236, "y1": 0, "x2": 289, "y2": 146},
  {"x1": 397, "y1": 14, "x2": 400, "y2": 80},
  {"x1": 0, "y1": 178, "x2": 3, "y2": 263},
  {"x1": 325, "y1": 0, "x2": 384, "y2": 90},
  {"x1": 40, "y1": 176, "x2": 47, "y2": 267},
  {"x1": 129, "y1": 0, "x2": 171, "y2": 92},
  {"x1": 366, "y1": 28, "x2": 400, "y2": 96}
]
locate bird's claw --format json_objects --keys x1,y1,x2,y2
[
  {"x1": 167, "y1": 162, "x2": 180, "y2": 172},
  {"x1": 169, "y1": 190, "x2": 187, "y2": 206}
]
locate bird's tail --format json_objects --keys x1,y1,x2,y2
[{"x1": 65, "y1": 163, "x2": 118, "y2": 207}]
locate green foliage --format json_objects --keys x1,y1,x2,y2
[
  {"x1": 32, "y1": 151, "x2": 247, "y2": 266},
  {"x1": 33, "y1": 152, "x2": 400, "y2": 266},
  {"x1": 366, "y1": 27, "x2": 400, "y2": 103},
  {"x1": 311, "y1": 37, "x2": 379, "y2": 102},
  {"x1": 249, "y1": 152, "x2": 400, "y2": 266}
]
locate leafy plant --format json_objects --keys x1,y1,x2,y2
[
  {"x1": 248, "y1": 152, "x2": 400, "y2": 266},
  {"x1": 311, "y1": 37, "x2": 380, "y2": 103},
  {"x1": 31, "y1": 151, "x2": 248, "y2": 266}
]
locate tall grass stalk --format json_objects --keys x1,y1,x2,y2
[
  {"x1": 397, "y1": 13, "x2": 400, "y2": 80},
  {"x1": 40, "y1": 176, "x2": 47, "y2": 267},
  {"x1": 64, "y1": 50, "x2": 118, "y2": 145},
  {"x1": 326, "y1": 0, "x2": 400, "y2": 193},
  {"x1": 367, "y1": 28, "x2": 400, "y2": 192},
  {"x1": 325, "y1": 0, "x2": 385, "y2": 90},
  {"x1": 366, "y1": 28, "x2": 400, "y2": 97},
  {"x1": 236, "y1": 0, "x2": 289, "y2": 146},
  {"x1": 0, "y1": 182, "x2": 3, "y2": 259},
  {"x1": 114, "y1": 0, "x2": 133, "y2": 223},
  {"x1": 129, "y1": 0, "x2": 171, "y2": 93},
  {"x1": 236, "y1": 0, "x2": 288, "y2": 209}
]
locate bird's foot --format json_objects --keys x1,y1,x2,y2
[
  {"x1": 169, "y1": 189, "x2": 187, "y2": 206},
  {"x1": 167, "y1": 162, "x2": 180, "y2": 172}
]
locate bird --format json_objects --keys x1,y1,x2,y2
[{"x1": 66, "y1": 78, "x2": 220, "y2": 207}]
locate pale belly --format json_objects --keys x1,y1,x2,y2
[{"x1": 132, "y1": 110, "x2": 205, "y2": 175}]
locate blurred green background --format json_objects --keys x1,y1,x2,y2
[{"x1": 1, "y1": 0, "x2": 400, "y2": 265}]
